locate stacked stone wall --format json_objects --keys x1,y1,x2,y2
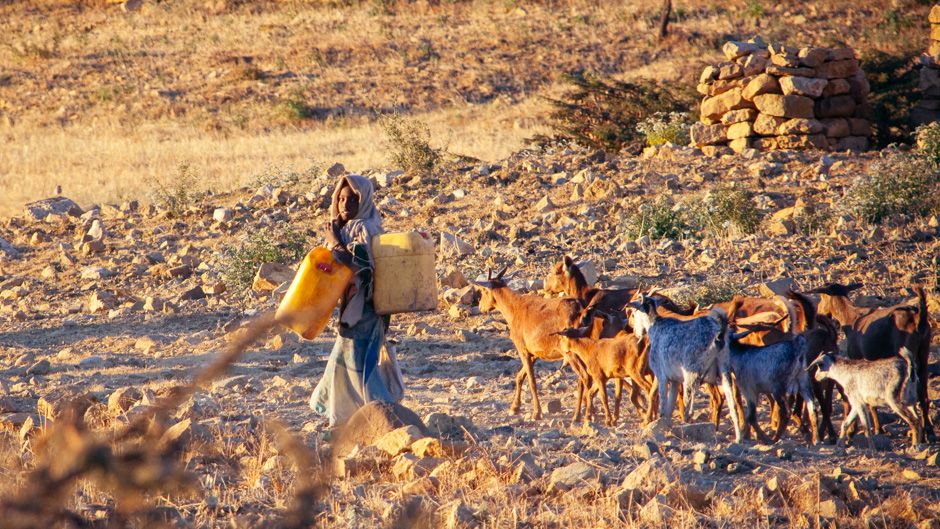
[
  {"x1": 692, "y1": 38, "x2": 872, "y2": 154},
  {"x1": 913, "y1": 5, "x2": 940, "y2": 125}
]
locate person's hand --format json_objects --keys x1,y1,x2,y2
[{"x1": 324, "y1": 221, "x2": 341, "y2": 248}]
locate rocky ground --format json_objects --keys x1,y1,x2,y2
[{"x1": 1, "y1": 141, "x2": 939, "y2": 528}]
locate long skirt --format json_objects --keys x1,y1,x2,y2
[{"x1": 309, "y1": 309, "x2": 404, "y2": 426}]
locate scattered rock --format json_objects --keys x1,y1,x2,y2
[
  {"x1": 547, "y1": 461, "x2": 599, "y2": 493},
  {"x1": 252, "y1": 262, "x2": 294, "y2": 292},
  {"x1": 332, "y1": 402, "x2": 428, "y2": 458}
]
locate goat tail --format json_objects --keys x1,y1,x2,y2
[
  {"x1": 899, "y1": 347, "x2": 919, "y2": 407},
  {"x1": 916, "y1": 286, "x2": 930, "y2": 336}
]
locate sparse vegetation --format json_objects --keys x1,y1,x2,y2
[
  {"x1": 222, "y1": 227, "x2": 307, "y2": 293},
  {"x1": 689, "y1": 183, "x2": 763, "y2": 237},
  {"x1": 539, "y1": 72, "x2": 695, "y2": 154},
  {"x1": 635, "y1": 111, "x2": 692, "y2": 147},
  {"x1": 670, "y1": 276, "x2": 748, "y2": 308},
  {"x1": 381, "y1": 114, "x2": 443, "y2": 175},
  {"x1": 147, "y1": 163, "x2": 202, "y2": 217},
  {"x1": 846, "y1": 154, "x2": 940, "y2": 224},
  {"x1": 621, "y1": 195, "x2": 692, "y2": 241},
  {"x1": 793, "y1": 199, "x2": 834, "y2": 236},
  {"x1": 248, "y1": 162, "x2": 322, "y2": 192},
  {"x1": 915, "y1": 121, "x2": 940, "y2": 166}
]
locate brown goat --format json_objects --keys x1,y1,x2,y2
[
  {"x1": 476, "y1": 268, "x2": 583, "y2": 420},
  {"x1": 546, "y1": 256, "x2": 638, "y2": 323},
  {"x1": 809, "y1": 283, "x2": 933, "y2": 441},
  {"x1": 557, "y1": 318, "x2": 653, "y2": 426}
]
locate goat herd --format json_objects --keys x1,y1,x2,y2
[{"x1": 472, "y1": 257, "x2": 934, "y2": 449}]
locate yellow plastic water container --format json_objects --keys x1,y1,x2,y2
[
  {"x1": 372, "y1": 232, "x2": 438, "y2": 315},
  {"x1": 275, "y1": 247, "x2": 353, "y2": 339}
]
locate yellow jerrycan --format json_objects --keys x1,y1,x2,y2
[
  {"x1": 275, "y1": 247, "x2": 353, "y2": 339},
  {"x1": 372, "y1": 232, "x2": 438, "y2": 315}
]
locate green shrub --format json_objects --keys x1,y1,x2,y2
[
  {"x1": 248, "y1": 163, "x2": 322, "y2": 191},
  {"x1": 222, "y1": 227, "x2": 308, "y2": 293},
  {"x1": 636, "y1": 112, "x2": 692, "y2": 147},
  {"x1": 689, "y1": 183, "x2": 762, "y2": 236},
  {"x1": 536, "y1": 72, "x2": 696, "y2": 154},
  {"x1": 793, "y1": 200, "x2": 833, "y2": 236},
  {"x1": 668, "y1": 277, "x2": 746, "y2": 308},
  {"x1": 846, "y1": 154, "x2": 940, "y2": 224},
  {"x1": 147, "y1": 164, "x2": 201, "y2": 218},
  {"x1": 915, "y1": 121, "x2": 940, "y2": 166},
  {"x1": 381, "y1": 114, "x2": 442, "y2": 175},
  {"x1": 622, "y1": 195, "x2": 692, "y2": 240}
]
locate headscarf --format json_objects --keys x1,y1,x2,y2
[{"x1": 330, "y1": 174, "x2": 383, "y2": 326}]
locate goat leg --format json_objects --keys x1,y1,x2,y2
[
  {"x1": 510, "y1": 367, "x2": 527, "y2": 415},
  {"x1": 771, "y1": 395, "x2": 790, "y2": 443},
  {"x1": 720, "y1": 371, "x2": 744, "y2": 443},
  {"x1": 867, "y1": 404, "x2": 883, "y2": 435},
  {"x1": 520, "y1": 352, "x2": 541, "y2": 420},
  {"x1": 888, "y1": 399, "x2": 922, "y2": 449},
  {"x1": 597, "y1": 374, "x2": 614, "y2": 426},
  {"x1": 614, "y1": 378, "x2": 623, "y2": 423}
]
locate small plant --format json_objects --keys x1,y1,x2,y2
[
  {"x1": 147, "y1": 164, "x2": 201, "y2": 217},
  {"x1": 622, "y1": 195, "x2": 692, "y2": 241},
  {"x1": 248, "y1": 162, "x2": 322, "y2": 191},
  {"x1": 744, "y1": 0, "x2": 764, "y2": 20},
  {"x1": 381, "y1": 114, "x2": 443, "y2": 175},
  {"x1": 636, "y1": 112, "x2": 692, "y2": 147},
  {"x1": 536, "y1": 72, "x2": 696, "y2": 154},
  {"x1": 793, "y1": 199, "x2": 834, "y2": 236},
  {"x1": 276, "y1": 86, "x2": 317, "y2": 122},
  {"x1": 669, "y1": 277, "x2": 746, "y2": 308},
  {"x1": 845, "y1": 154, "x2": 940, "y2": 224},
  {"x1": 222, "y1": 227, "x2": 307, "y2": 293},
  {"x1": 915, "y1": 121, "x2": 940, "y2": 166},
  {"x1": 689, "y1": 183, "x2": 762, "y2": 237}
]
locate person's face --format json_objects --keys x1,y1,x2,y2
[{"x1": 337, "y1": 185, "x2": 359, "y2": 221}]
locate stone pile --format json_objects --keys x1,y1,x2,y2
[
  {"x1": 913, "y1": 6, "x2": 940, "y2": 125},
  {"x1": 691, "y1": 38, "x2": 872, "y2": 154}
]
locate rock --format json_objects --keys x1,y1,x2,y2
[
  {"x1": 0, "y1": 236, "x2": 20, "y2": 258},
  {"x1": 25, "y1": 196, "x2": 82, "y2": 221},
  {"x1": 931, "y1": 5, "x2": 940, "y2": 23},
  {"x1": 759, "y1": 278, "x2": 798, "y2": 297},
  {"x1": 798, "y1": 47, "x2": 829, "y2": 68},
  {"x1": 440, "y1": 268, "x2": 469, "y2": 289},
  {"x1": 179, "y1": 286, "x2": 206, "y2": 301},
  {"x1": 672, "y1": 422, "x2": 716, "y2": 443},
  {"x1": 815, "y1": 95, "x2": 856, "y2": 119},
  {"x1": 108, "y1": 387, "x2": 143, "y2": 415},
  {"x1": 81, "y1": 239, "x2": 106, "y2": 255},
  {"x1": 424, "y1": 412, "x2": 473, "y2": 439},
  {"x1": 779, "y1": 76, "x2": 828, "y2": 98},
  {"x1": 374, "y1": 425, "x2": 425, "y2": 456},
  {"x1": 721, "y1": 108, "x2": 758, "y2": 125},
  {"x1": 727, "y1": 121, "x2": 754, "y2": 140},
  {"x1": 411, "y1": 437, "x2": 443, "y2": 458},
  {"x1": 442, "y1": 501, "x2": 478, "y2": 529},
  {"x1": 534, "y1": 196, "x2": 555, "y2": 213},
  {"x1": 701, "y1": 88, "x2": 753, "y2": 121},
  {"x1": 820, "y1": 118, "x2": 850, "y2": 138},
  {"x1": 816, "y1": 58, "x2": 859, "y2": 79},
  {"x1": 25, "y1": 360, "x2": 51, "y2": 376},
  {"x1": 639, "y1": 495, "x2": 677, "y2": 525},
  {"x1": 777, "y1": 118, "x2": 824, "y2": 135},
  {"x1": 776, "y1": 134, "x2": 828, "y2": 150},
  {"x1": 439, "y1": 232, "x2": 475, "y2": 257},
  {"x1": 848, "y1": 118, "x2": 871, "y2": 137},
  {"x1": 754, "y1": 113, "x2": 786, "y2": 135},
  {"x1": 835, "y1": 136, "x2": 868, "y2": 151},
  {"x1": 742, "y1": 52, "x2": 769, "y2": 76},
  {"x1": 717, "y1": 62, "x2": 744, "y2": 80},
  {"x1": 722, "y1": 40, "x2": 760, "y2": 60},
  {"x1": 822, "y1": 78, "x2": 851, "y2": 97},
  {"x1": 742, "y1": 74, "x2": 781, "y2": 100},
  {"x1": 252, "y1": 262, "x2": 294, "y2": 292},
  {"x1": 135, "y1": 336, "x2": 158, "y2": 354},
  {"x1": 621, "y1": 454, "x2": 678, "y2": 495},
  {"x1": 332, "y1": 402, "x2": 427, "y2": 458},
  {"x1": 87, "y1": 291, "x2": 118, "y2": 313},
  {"x1": 690, "y1": 122, "x2": 727, "y2": 146},
  {"x1": 326, "y1": 163, "x2": 346, "y2": 177},
  {"x1": 547, "y1": 399, "x2": 563, "y2": 414},
  {"x1": 160, "y1": 418, "x2": 211, "y2": 448},
  {"x1": 212, "y1": 208, "x2": 233, "y2": 222},
  {"x1": 78, "y1": 356, "x2": 105, "y2": 369},
  {"x1": 753, "y1": 94, "x2": 815, "y2": 119},
  {"x1": 547, "y1": 461, "x2": 599, "y2": 493}
]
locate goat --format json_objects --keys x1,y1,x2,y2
[
  {"x1": 809, "y1": 348, "x2": 922, "y2": 448},
  {"x1": 546, "y1": 256, "x2": 638, "y2": 324},
  {"x1": 724, "y1": 329, "x2": 819, "y2": 445},
  {"x1": 556, "y1": 318, "x2": 653, "y2": 426},
  {"x1": 475, "y1": 267, "x2": 583, "y2": 420},
  {"x1": 633, "y1": 295, "x2": 745, "y2": 442},
  {"x1": 809, "y1": 283, "x2": 933, "y2": 441}
]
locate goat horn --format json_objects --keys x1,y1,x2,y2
[{"x1": 495, "y1": 266, "x2": 509, "y2": 280}]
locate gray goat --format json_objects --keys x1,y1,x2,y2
[
  {"x1": 633, "y1": 295, "x2": 744, "y2": 442},
  {"x1": 809, "y1": 348, "x2": 921, "y2": 448},
  {"x1": 726, "y1": 332, "x2": 819, "y2": 445}
]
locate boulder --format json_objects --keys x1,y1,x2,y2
[
  {"x1": 440, "y1": 232, "x2": 475, "y2": 257},
  {"x1": 815, "y1": 95, "x2": 856, "y2": 119},
  {"x1": 690, "y1": 122, "x2": 727, "y2": 146},
  {"x1": 779, "y1": 76, "x2": 828, "y2": 98},
  {"x1": 822, "y1": 78, "x2": 851, "y2": 97},
  {"x1": 212, "y1": 208, "x2": 233, "y2": 222},
  {"x1": 0, "y1": 237, "x2": 19, "y2": 259},
  {"x1": 741, "y1": 53, "x2": 769, "y2": 76},
  {"x1": 742, "y1": 74, "x2": 781, "y2": 101},
  {"x1": 753, "y1": 94, "x2": 815, "y2": 119},
  {"x1": 722, "y1": 40, "x2": 760, "y2": 60},
  {"x1": 621, "y1": 454, "x2": 678, "y2": 495},
  {"x1": 108, "y1": 387, "x2": 143, "y2": 415},
  {"x1": 424, "y1": 412, "x2": 473, "y2": 439},
  {"x1": 24, "y1": 196, "x2": 82, "y2": 221},
  {"x1": 776, "y1": 134, "x2": 828, "y2": 150},
  {"x1": 87, "y1": 291, "x2": 118, "y2": 313},
  {"x1": 754, "y1": 113, "x2": 786, "y2": 135},
  {"x1": 759, "y1": 278, "x2": 798, "y2": 297},
  {"x1": 720, "y1": 108, "x2": 757, "y2": 125},
  {"x1": 332, "y1": 401, "x2": 428, "y2": 458},
  {"x1": 547, "y1": 461, "x2": 599, "y2": 493},
  {"x1": 820, "y1": 118, "x2": 850, "y2": 138},
  {"x1": 252, "y1": 262, "x2": 294, "y2": 292},
  {"x1": 374, "y1": 425, "x2": 425, "y2": 456},
  {"x1": 777, "y1": 118, "x2": 824, "y2": 135},
  {"x1": 816, "y1": 59, "x2": 859, "y2": 79},
  {"x1": 727, "y1": 121, "x2": 755, "y2": 140},
  {"x1": 701, "y1": 88, "x2": 753, "y2": 121},
  {"x1": 798, "y1": 47, "x2": 829, "y2": 68}
]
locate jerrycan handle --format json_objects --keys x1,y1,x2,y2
[{"x1": 317, "y1": 263, "x2": 333, "y2": 274}]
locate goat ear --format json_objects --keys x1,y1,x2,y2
[
  {"x1": 806, "y1": 354, "x2": 826, "y2": 372},
  {"x1": 473, "y1": 281, "x2": 493, "y2": 289},
  {"x1": 731, "y1": 330, "x2": 754, "y2": 342},
  {"x1": 495, "y1": 266, "x2": 509, "y2": 280},
  {"x1": 846, "y1": 282, "x2": 864, "y2": 292},
  {"x1": 563, "y1": 255, "x2": 574, "y2": 267}
]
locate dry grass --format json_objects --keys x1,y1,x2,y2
[{"x1": 0, "y1": 98, "x2": 550, "y2": 215}]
